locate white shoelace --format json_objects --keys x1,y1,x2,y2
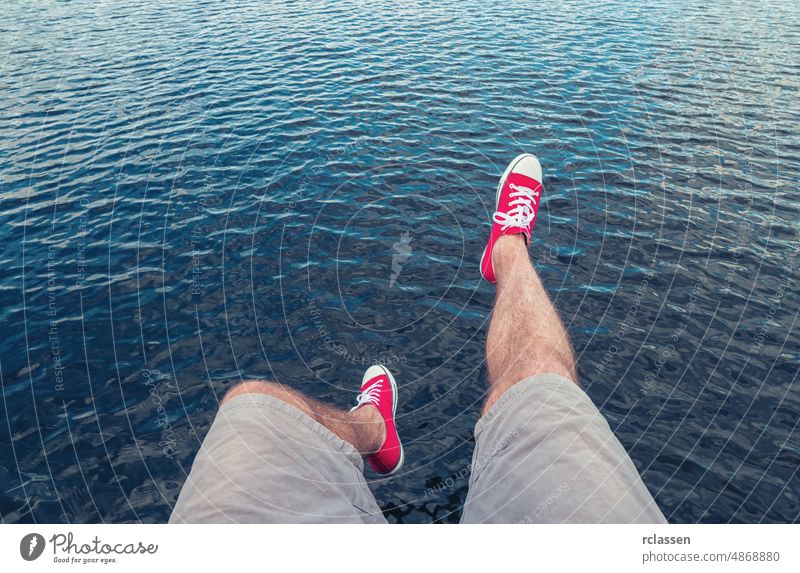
[
  {"x1": 351, "y1": 379, "x2": 382, "y2": 411},
  {"x1": 493, "y1": 182, "x2": 539, "y2": 231}
]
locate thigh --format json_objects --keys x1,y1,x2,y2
[
  {"x1": 461, "y1": 374, "x2": 666, "y2": 524},
  {"x1": 170, "y1": 393, "x2": 386, "y2": 523}
]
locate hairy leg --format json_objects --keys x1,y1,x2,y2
[
  {"x1": 484, "y1": 234, "x2": 578, "y2": 415},
  {"x1": 222, "y1": 380, "x2": 385, "y2": 455}
]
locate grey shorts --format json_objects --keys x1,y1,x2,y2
[{"x1": 169, "y1": 373, "x2": 666, "y2": 523}]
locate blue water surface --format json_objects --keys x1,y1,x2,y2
[{"x1": 1, "y1": 0, "x2": 799, "y2": 523}]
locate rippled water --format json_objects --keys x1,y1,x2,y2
[{"x1": 1, "y1": 0, "x2": 799, "y2": 523}]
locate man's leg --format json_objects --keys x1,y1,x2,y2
[
  {"x1": 170, "y1": 380, "x2": 387, "y2": 523},
  {"x1": 464, "y1": 154, "x2": 666, "y2": 523},
  {"x1": 223, "y1": 381, "x2": 385, "y2": 454},
  {"x1": 484, "y1": 234, "x2": 578, "y2": 414}
]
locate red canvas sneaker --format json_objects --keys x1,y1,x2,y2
[
  {"x1": 351, "y1": 365, "x2": 404, "y2": 475},
  {"x1": 480, "y1": 153, "x2": 543, "y2": 283}
]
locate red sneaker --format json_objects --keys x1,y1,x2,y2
[
  {"x1": 480, "y1": 153, "x2": 543, "y2": 283},
  {"x1": 351, "y1": 365, "x2": 404, "y2": 475}
]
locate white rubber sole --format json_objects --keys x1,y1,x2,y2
[{"x1": 363, "y1": 364, "x2": 404, "y2": 475}]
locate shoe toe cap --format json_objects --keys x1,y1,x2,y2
[
  {"x1": 362, "y1": 364, "x2": 388, "y2": 383},
  {"x1": 512, "y1": 154, "x2": 542, "y2": 182}
]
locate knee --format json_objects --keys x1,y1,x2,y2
[
  {"x1": 483, "y1": 349, "x2": 579, "y2": 416},
  {"x1": 544, "y1": 349, "x2": 579, "y2": 385},
  {"x1": 503, "y1": 346, "x2": 578, "y2": 388},
  {"x1": 221, "y1": 379, "x2": 287, "y2": 405}
]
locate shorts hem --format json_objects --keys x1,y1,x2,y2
[
  {"x1": 219, "y1": 392, "x2": 364, "y2": 472},
  {"x1": 475, "y1": 373, "x2": 582, "y2": 438}
]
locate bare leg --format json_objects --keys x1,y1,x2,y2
[
  {"x1": 484, "y1": 234, "x2": 578, "y2": 415},
  {"x1": 222, "y1": 380, "x2": 385, "y2": 456}
]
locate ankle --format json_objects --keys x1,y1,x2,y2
[
  {"x1": 495, "y1": 233, "x2": 526, "y2": 253},
  {"x1": 351, "y1": 405, "x2": 386, "y2": 455},
  {"x1": 493, "y1": 234, "x2": 528, "y2": 276}
]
